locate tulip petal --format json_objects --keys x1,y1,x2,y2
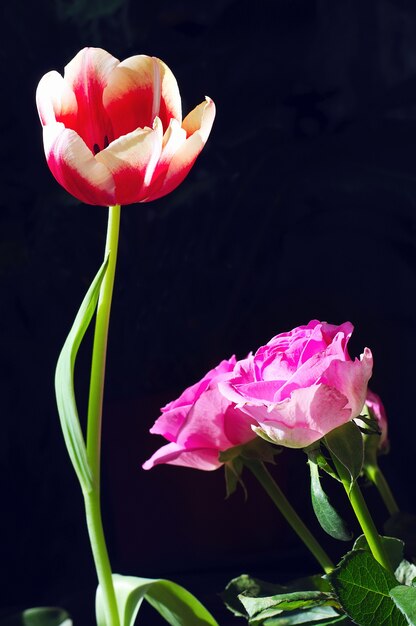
[
  {"x1": 95, "y1": 118, "x2": 163, "y2": 204},
  {"x1": 103, "y1": 55, "x2": 182, "y2": 139},
  {"x1": 36, "y1": 71, "x2": 77, "y2": 127},
  {"x1": 144, "y1": 97, "x2": 216, "y2": 202},
  {"x1": 43, "y1": 122, "x2": 115, "y2": 205},
  {"x1": 63, "y1": 48, "x2": 119, "y2": 154}
]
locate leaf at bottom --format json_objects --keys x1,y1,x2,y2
[
  {"x1": 0, "y1": 607, "x2": 71, "y2": 626},
  {"x1": 96, "y1": 574, "x2": 219, "y2": 626},
  {"x1": 327, "y1": 550, "x2": 407, "y2": 626},
  {"x1": 390, "y1": 585, "x2": 416, "y2": 625}
]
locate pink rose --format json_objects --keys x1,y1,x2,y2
[
  {"x1": 219, "y1": 320, "x2": 373, "y2": 449},
  {"x1": 143, "y1": 357, "x2": 257, "y2": 471},
  {"x1": 365, "y1": 388, "x2": 389, "y2": 450}
]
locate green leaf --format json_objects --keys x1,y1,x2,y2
[
  {"x1": 394, "y1": 561, "x2": 416, "y2": 587},
  {"x1": 353, "y1": 534, "x2": 404, "y2": 570},
  {"x1": 0, "y1": 607, "x2": 71, "y2": 626},
  {"x1": 259, "y1": 605, "x2": 349, "y2": 624},
  {"x1": 390, "y1": 585, "x2": 416, "y2": 625},
  {"x1": 308, "y1": 460, "x2": 352, "y2": 541},
  {"x1": 222, "y1": 574, "x2": 334, "y2": 621},
  {"x1": 54, "y1": 257, "x2": 109, "y2": 494},
  {"x1": 239, "y1": 590, "x2": 337, "y2": 620},
  {"x1": 222, "y1": 575, "x2": 303, "y2": 619},
  {"x1": 96, "y1": 574, "x2": 219, "y2": 626},
  {"x1": 327, "y1": 549, "x2": 408, "y2": 625},
  {"x1": 324, "y1": 422, "x2": 364, "y2": 491}
]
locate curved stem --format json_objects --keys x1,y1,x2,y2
[
  {"x1": 330, "y1": 454, "x2": 392, "y2": 573},
  {"x1": 364, "y1": 463, "x2": 400, "y2": 517},
  {"x1": 244, "y1": 459, "x2": 334, "y2": 574},
  {"x1": 85, "y1": 204, "x2": 121, "y2": 626}
]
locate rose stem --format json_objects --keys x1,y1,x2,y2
[
  {"x1": 85, "y1": 204, "x2": 121, "y2": 626},
  {"x1": 244, "y1": 459, "x2": 334, "y2": 574},
  {"x1": 330, "y1": 453, "x2": 392, "y2": 572},
  {"x1": 363, "y1": 462, "x2": 400, "y2": 517}
]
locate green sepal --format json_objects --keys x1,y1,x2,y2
[
  {"x1": 219, "y1": 438, "x2": 280, "y2": 465},
  {"x1": 96, "y1": 573, "x2": 219, "y2": 626},
  {"x1": 353, "y1": 413, "x2": 381, "y2": 436},
  {"x1": 390, "y1": 585, "x2": 416, "y2": 625},
  {"x1": 224, "y1": 457, "x2": 246, "y2": 499},
  {"x1": 353, "y1": 534, "x2": 404, "y2": 570},
  {"x1": 220, "y1": 439, "x2": 280, "y2": 499},
  {"x1": 308, "y1": 459, "x2": 352, "y2": 541},
  {"x1": 326, "y1": 549, "x2": 408, "y2": 626},
  {"x1": 305, "y1": 445, "x2": 340, "y2": 482},
  {"x1": 0, "y1": 607, "x2": 71, "y2": 626},
  {"x1": 324, "y1": 421, "x2": 364, "y2": 492},
  {"x1": 55, "y1": 256, "x2": 109, "y2": 494}
]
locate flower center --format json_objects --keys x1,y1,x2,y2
[{"x1": 93, "y1": 135, "x2": 110, "y2": 155}]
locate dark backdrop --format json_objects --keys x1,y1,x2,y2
[{"x1": 1, "y1": 1, "x2": 416, "y2": 624}]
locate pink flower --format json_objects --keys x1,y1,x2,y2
[
  {"x1": 365, "y1": 388, "x2": 389, "y2": 450},
  {"x1": 219, "y1": 320, "x2": 373, "y2": 449},
  {"x1": 36, "y1": 47, "x2": 215, "y2": 205},
  {"x1": 143, "y1": 357, "x2": 257, "y2": 471}
]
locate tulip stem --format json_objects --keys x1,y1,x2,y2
[
  {"x1": 330, "y1": 453, "x2": 393, "y2": 573},
  {"x1": 363, "y1": 462, "x2": 400, "y2": 517},
  {"x1": 244, "y1": 459, "x2": 334, "y2": 574},
  {"x1": 85, "y1": 204, "x2": 121, "y2": 626}
]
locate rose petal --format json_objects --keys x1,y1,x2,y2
[
  {"x1": 143, "y1": 441, "x2": 221, "y2": 471},
  {"x1": 246, "y1": 384, "x2": 351, "y2": 448},
  {"x1": 321, "y1": 347, "x2": 373, "y2": 417}
]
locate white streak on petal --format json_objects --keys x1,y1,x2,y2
[{"x1": 151, "y1": 56, "x2": 162, "y2": 121}]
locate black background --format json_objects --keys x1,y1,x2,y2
[{"x1": 1, "y1": 1, "x2": 416, "y2": 624}]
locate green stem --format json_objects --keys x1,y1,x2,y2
[
  {"x1": 244, "y1": 459, "x2": 334, "y2": 574},
  {"x1": 364, "y1": 463, "x2": 400, "y2": 517},
  {"x1": 330, "y1": 454, "x2": 392, "y2": 572},
  {"x1": 85, "y1": 204, "x2": 121, "y2": 626}
]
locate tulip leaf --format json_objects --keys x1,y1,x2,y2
[
  {"x1": 324, "y1": 421, "x2": 364, "y2": 491},
  {"x1": 327, "y1": 549, "x2": 408, "y2": 626},
  {"x1": 0, "y1": 607, "x2": 71, "y2": 626},
  {"x1": 55, "y1": 256, "x2": 109, "y2": 494},
  {"x1": 390, "y1": 585, "x2": 416, "y2": 625},
  {"x1": 96, "y1": 574, "x2": 219, "y2": 626},
  {"x1": 308, "y1": 459, "x2": 352, "y2": 541}
]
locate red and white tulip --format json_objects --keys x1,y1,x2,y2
[{"x1": 36, "y1": 47, "x2": 215, "y2": 205}]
